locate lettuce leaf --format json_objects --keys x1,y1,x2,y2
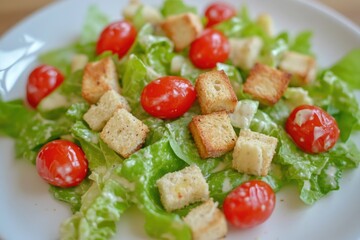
[
  {"x1": 306, "y1": 71, "x2": 360, "y2": 141},
  {"x1": 161, "y1": 0, "x2": 196, "y2": 17},
  {"x1": 330, "y1": 48, "x2": 360, "y2": 89},
  {"x1": 0, "y1": 99, "x2": 35, "y2": 138},
  {"x1": 79, "y1": 5, "x2": 109, "y2": 44},
  {"x1": 119, "y1": 140, "x2": 192, "y2": 239}
]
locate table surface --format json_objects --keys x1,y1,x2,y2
[{"x1": 0, "y1": 0, "x2": 359, "y2": 36}]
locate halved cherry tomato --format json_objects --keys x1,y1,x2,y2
[
  {"x1": 285, "y1": 105, "x2": 340, "y2": 153},
  {"x1": 36, "y1": 140, "x2": 88, "y2": 188},
  {"x1": 140, "y1": 76, "x2": 196, "y2": 119},
  {"x1": 26, "y1": 65, "x2": 64, "y2": 108},
  {"x1": 96, "y1": 20, "x2": 137, "y2": 58},
  {"x1": 223, "y1": 180, "x2": 276, "y2": 229},
  {"x1": 205, "y1": 2, "x2": 237, "y2": 27},
  {"x1": 189, "y1": 29, "x2": 229, "y2": 69}
]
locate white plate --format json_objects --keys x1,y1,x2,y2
[{"x1": 1, "y1": 0, "x2": 360, "y2": 239}]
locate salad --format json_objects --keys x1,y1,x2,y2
[{"x1": 1, "y1": 0, "x2": 360, "y2": 239}]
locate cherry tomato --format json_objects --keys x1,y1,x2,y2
[
  {"x1": 189, "y1": 29, "x2": 229, "y2": 69},
  {"x1": 26, "y1": 65, "x2": 64, "y2": 108},
  {"x1": 96, "y1": 20, "x2": 137, "y2": 58},
  {"x1": 36, "y1": 140, "x2": 88, "y2": 188},
  {"x1": 285, "y1": 105, "x2": 340, "y2": 153},
  {"x1": 205, "y1": 2, "x2": 237, "y2": 27},
  {"x1": 140, "y1": 76, "x2": 196, "y2": 119},
  {"x1": 223, "y1": 180, "x2": 276, "y2": 229}
]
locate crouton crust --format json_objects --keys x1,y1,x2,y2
[
  {"x1": 195, "y1": 70, "x2": 237, "y2": 114},
  {"x1": 243, "y1": 63, "x2": 291, "y2": 106},
  {"x1": 160, "y1": 13, "x2": 203, "y2": 51},
  {"x1": 189, "y1": 111, "x2": 237, "y2": 159},
  {"x1": 82, "y1": 57, "x2": 121, "y2": 104}
]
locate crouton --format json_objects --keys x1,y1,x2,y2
[
  {"x1": 71, "y1": 54, "x2": 88, "y2": 73},
  {"x1": 160, "y1": 13, "x2": 203, "y2": 51},
  {"x1": 100, "y1": 109, "x2": 149, "y2": 158},
  {"x1": 189, "y1": 111, "x2": 237, "y2": 159},
  {"x1": 229, "y1": 100, "x2": 259, "y2": 129},
  {"x1": 156, "y1": 165, "x2": 209, "y2": 212},
  {"x1": 83, "y1": 90, "x2": 131, "y2": 131},
  {"x1": 123, "y1": 0, "x2": 162, "y2": 24},
  {"x1": 183, "y1": 199, "x2": 227, "y2": 240},
  {"x1": 256, "y1": 13, "x2": 274, "y2": 36},
  {"x1": 243, "y1": 63, "x2": 291, "y2": 106},
  {"x1": 279, "y1": 51, "x2": 316, "y2": 86},
  {"x1": 82, "y1": 57, "x2": 121, "y2": 104},
  {"x1": 195, "y1": 70, "x2": 237, "y2": 114},
  {"x1": 229, "y1": 37, "x2": 263, "y2": 70},
  {"x1": 232, "y1": 129, "x2": 278, "y2": 176}
]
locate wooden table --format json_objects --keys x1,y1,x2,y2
[{"x1": 0, "y1": 0, "x2": 359, "y2": 36}]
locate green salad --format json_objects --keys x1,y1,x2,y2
[{"x1": 1, "y1": 0, "x2": 360, "y2": 239}]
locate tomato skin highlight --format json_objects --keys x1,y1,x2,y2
[
  {"x1": 96, "y1": 20, "x2": 137, "y2": 58},
  {"x1": 285, "y1": 105, "x2": 340, "y2": 153},
  {"x1": 189, "y1": 29, "x2": 230, "y2": 69},
  {"x1": 205, "y1": 2, "x2": 237, "y2": 27},
  {"x1": 223, "y1": 180, "x2": 276, "y2": 229},
  {"x1": 26, "y1": 65, "x2": 64, "y2": 108},
  {"x1": 36, "y1": 140, "x2": 88, "y2": 188},
  {"x1": 140, "y1": 76, "x2": 196, "y2": 119}
]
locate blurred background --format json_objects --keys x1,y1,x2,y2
[{"x1": 0, "y1": 0, "x2": 359, "y2": 36}]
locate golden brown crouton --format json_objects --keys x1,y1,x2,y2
[
  {"x1": 156, "y1": 165, "x2": 209, "y2": 212},
  {"x1": 229, "y1": 37, "x2": 263, "y2": 70},
  {"x1": 195, "y1": 70, "x2": 237, "y2": 114},
  {"x1": 82, "y1": 57, "x2": 120, "y2": 104},
  {"x1": 243, "y1": 63, "x2": 291, "y2": 106},
  {"x1": 183, "y1": 199, "x2": 227, "y2": 240},
  {"x1": 100, "y1": 109, "x2": 149, "y2": 158},
  {"x1": 83, "y1": 90, "x2": 131, "y2": 131},
  {"x1": 189, "y1": 111, "x2": 237, "y2": 159},
  {"x1": 160, "y1": 13, "x2": 203, "y2": 51},
  {"x1": 232, "y1": 129, "x2": 278, "y2": 176},
  {"x1": 279, "y1": 51, "x2": 316, "y2": 86}
]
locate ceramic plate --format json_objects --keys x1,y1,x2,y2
[{"x1": 0, "y1": 0, "x2": 359, "y2": 239}]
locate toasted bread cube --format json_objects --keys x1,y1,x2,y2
[
  {"x1": 229, "y1": 100, "x2": 259, "y2": 129},
  {"x1": 161, "y1": 13, "x2": 203, "y2": 51},
  {"x1": 279, "y1": 51, "x2": 316, "y2": 86},
  {"x1": 71, "y1": 54, "x2": 89, "y2": 73},
  {"x1": 183, "y1": 199, "x2": 227, "y2": 240},
  {"x1": 256, "y1": 13, "x2": 274, "y2": 36},
  {"x1": 100, "y1": 109, "x2": 149, "y2": 158},
  {"x1": 229, "y1": 37, "x2": 263, "y2": 70},
  {"x1": 83, "y1": 90, "x2": 131, "y2": 131},
  {"x1": 156, "y1": 165, "x2": 210, "y2": 212},
  {"x1": 82, "y1": 57, "x2": 121, "y2": 104},
  {"x1": 123, "y1": 0, "x2": 162, "y2": 24},
  {"x1": 196, "y1": 70, "x2": 237, "y2": 114},
  {"x1": 232, "y1": 129, "x2": 278, "y2": 176},
  {"x1": 243, "y1": 63, "x2": 291, "y2": 106},
  {"x1": 189, "y1": 111, "x2": 237, "y2": 159}
]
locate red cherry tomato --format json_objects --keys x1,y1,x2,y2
[
  {"x1": 285, "y1": 105, "x2": 340, "y2": 153},
  {"x1": 140, "y1": 76, "x2": 196, "y2": 119},
  {"x1": 189, "y1": 29, "x2": 229, "y2": 69},
  {"x1": 205, "y1": 2, "x2": 237, "y2": 27},
  {"x1": 223, "y1": 180, "x2": 276, "y2": 229},
  {"x1": 26, "y1": 65, "x2": 64, "y2": 108},
  {"x1": 96, "y1": 20, "x2": 137, "y2": 58},
  {"x1": 36, "y1": 140, "x2": 88, "y2": 188}
]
